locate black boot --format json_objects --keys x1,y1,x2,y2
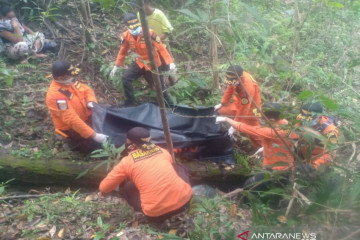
[{"x1": 119, "y1": 99, "x2": 136, "y2": 107}]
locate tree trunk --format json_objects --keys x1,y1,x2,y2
[{"x1": 0, "y1": 154, "x2": 248, "y2": 188}]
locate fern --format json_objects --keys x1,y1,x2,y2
[{"x1": 16, "y1": 64, "x2": 37, "y2": 69}]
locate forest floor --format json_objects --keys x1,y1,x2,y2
[
  {"x1": 1, "y1": 1, "x2": 360, "y2": 239},
  {"x1": 0, "y1": 5, "x2": 253, "y2": 240},
  {"x1": 0, "y1": 187, "x2": 252, "y2": 239}
]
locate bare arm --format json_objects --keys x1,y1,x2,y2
[
  {"x1": 160, "y1": 33, "x2": 168, "y2": 41},
  {"x1": 22, "y1": 24, "x2": 34, "y2": 34},
  {"x1": 0, "y1": 30, "x2": 23, "y2": 43}
]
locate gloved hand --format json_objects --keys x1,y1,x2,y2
[
  {"x1": 216, "y1": 116, "x2": 227, "y2": 124},
  {"x1": 110, "y1": 66, "x2": 118, "y2": 78},
  {"x1": 251, "y1": 147, "x2": 264, "y2": 159},
  {"x1": 228, "y1": 126, "x2": 237, "y2": 140},
  {"x1": 169, "y1": 63, "x2": 177, "y2": 72},
  {"x1": 214, "y1": 103, "x2": 222, "y2": 111},
  {"x1": 87, "y1": 102, "x2": 95, "y2": 109},
  {"x1": 92, "y1": 133, "x2": 109, "y2": 144}
]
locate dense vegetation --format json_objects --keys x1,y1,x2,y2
[{"x1": 0, "y1": 0, "x2": 360, "y2": 239}]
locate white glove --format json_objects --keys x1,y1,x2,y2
[
  {"x1": 169, "y1": 63, "x2": 177, "y2": 72},
  {"x1": 214, "y1": 104, "x2": 222, "y2": 111},
  {"x1": 87, "y1": 102, "x2": 95, "y2": 109},
  {"x1": 228, "y1": 127, "x2": 236, "y2": 139},
  {"x1": 110, "y1": 66, "x2": 118, "y2": 78},
  {"x1": 92, "y1": 133, "x2": 109, "y2": 144},
  {"x1": 251, "y1": 147, "x2": 264, "y2": 159},
  {"x1": 216, "y1": 116, "x2": 227, "y2": 124}
]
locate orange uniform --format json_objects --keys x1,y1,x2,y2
[
  {"x1": 233, "y1": 120, "x2": 294, "y2": 171},
  {"x1": 45, "y1": 80, "x2": 97, "y2": 139},
  {"x1": 300, "y1": 116, "x2": 338, "y2": 168},
  {"x1": 99, "y1": 146, "x2": 193, "y2": 217},
  {"x1": 115, "y1": 29, "x2": 173, "y2": 70},
  {"x1": 218, "y1": 71, "x2": 261, "y2": 124}
]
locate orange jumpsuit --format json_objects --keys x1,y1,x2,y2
[
  {"x1": 219, "y1": 71, "x2": 262, "y2": 147},
  {"x1": 300, "y1": 116, "x2": 338, "y2": 168},
  {"x1": 115, "y1": 28, "x2": 173, "y2": 70},
  {"x1": 99, "y1": 146, "x2": 193, "y2": 217},
  {"x1": 233, "y1": 119, "x2": 294, "y2": 171},
  {"x1": 45, "y1": 80, "x2": 97, "y2": 139}
]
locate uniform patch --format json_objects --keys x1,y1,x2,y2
[
  {"x1": 241, "y1": 98, "x2": 249, "y2": 105},
  {"x1": 284, "y1": 129, "x2": 291, "y2": 136},
  {"x1": 58, "y1": 88, "x2": 74, "y2": 100},
  {"x1": 252, "y1": 108, "x2": 261, "y2": 117},
  {"x1": 56, "y1": 99, "x2": 68, "y2": 110},
  {"x1": 74, "y1": 81, "x2": 81, "y2": 89},
  {"x1": 131, "y1": 147, "x2": 162, "y2": 162}
]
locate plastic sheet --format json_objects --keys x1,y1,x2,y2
[{"x1": 92, "y1": 103, "x2": 234, "y2": 164}]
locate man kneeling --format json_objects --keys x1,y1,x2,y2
[
  {"x1": 46, "y1": 60, "x2": 108, "y2": 153},
  {"x1": 99, "y1": 127, "x2": 193, "y2": 222}
]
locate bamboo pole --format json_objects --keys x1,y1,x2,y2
[
  {"x1": 137, "y1": 0, "x2": 175, "y2": 160},
  {"x1": 210, "y1": 0, "x2": 219, "y2": 89}
]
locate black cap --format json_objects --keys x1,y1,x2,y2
[
  {"x1": 226, "y1": 65, "x2": 243, "y2": 78},
  {"x1": 127, "y1": 127, "x2": 151, "y2": 146},
  {"x1": 301, "y1": 102, "x2": 323, "y2": 114},
  {"x1": 123, "y1": 13, "x2": 141, "y2": 30},
  {"x1": 52, "y1": 60, "x2": 80, "y2": 78},
  {"x1": 1, "y1": 6, "x2": 13, "y2": 17},
  {"x1": 262, "y1": 103, "x2": 281, "y2": 120},
  {"x1": 224, "y1": 65, "x2": 243, "y2": 85}
]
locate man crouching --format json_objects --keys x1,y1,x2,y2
[{"x1": 99, "y1": 127, "x2": 193, "y2": 222}]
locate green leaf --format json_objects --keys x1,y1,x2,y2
[
  {"x1": 319, "y1": 96, "x2": 339, "y2": 110},
  {"x1": 238, "y1": 2, "x2": 269, "y2": 33},
  {"x1": 94, "y1": 233, "x2": 104, "y2": 240},
  {"x1": 176, "y1": 9, "x2": 201, "y2": 21},
  {"x1": 97, "y1": 216, "x2": 103, "y2": 228},
  {"x1": 350, "y1": 178, "x2": 360, "y2": 201},
  {"x1": 93, "y1": 161, "x2": 107, "y2": 170},
  {"x1": 327, "y1": 1, "x2": 344, "y2": 8},
  {"x1": 91, "y1": 0, "x2": 115, "y2": 10},
  {"x1": 297, "y1": 91, "x2": 314, "y2": 100},
  {"x1": 75, "y1": 169, "x2": 89, "y2": 180}
]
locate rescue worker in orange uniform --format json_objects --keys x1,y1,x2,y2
[
  {"x1": 46, "y1": 60, "x2": 108, "y2": 153},
  {"x1": 295, "y1": 102, "x2": 339, "y2": 169},
  {"x1": 109, "y1": 13, "x2": 175, "y2": 106},
  {"x1": 216, "y1": 103, "x2": 294, "y2": 186},
  {"x1": 99, "y1": 127, "x2": 192, "y2": 222},
  {"x1": 214, "y1": 65, "x2": 262, "y2": 148}
]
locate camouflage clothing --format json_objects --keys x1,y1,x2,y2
[{"x1": 0, "y1": 18, "x2": 45, "y2": 59}]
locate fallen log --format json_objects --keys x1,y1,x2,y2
[{"x1": 0, "y1": 153, "x2": 249, "y2": 189}]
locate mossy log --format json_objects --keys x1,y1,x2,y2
[{"x1": 0, "y1": 153, "x2": 249, "y2": 188}]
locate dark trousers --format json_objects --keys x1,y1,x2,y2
[
  {"x1": 122, "y1": 62, "x2": 170, "y2": 103},
  {"x1": 123, "y1": 163, "x2": 191, "y2": 222},
  {"x1": 63, "y1": 119, "x2": 102, "y2": 154}
]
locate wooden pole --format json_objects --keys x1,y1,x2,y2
[
  {"x1": 137, "y1": 0, "x2": 175, "y2": 160},
  {"x1": 210, "y1": 0, "x2": 219, "y2": 89}
]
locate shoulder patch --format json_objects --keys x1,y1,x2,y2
[
  {"x1": 74, "y1": 81, "x2": 81, "y2": 89},
  {"x1": 56, "y1": 99, "x2": 68, "y2": 110},
  {"x1": 58, "y1": 88, "x2": 74, "y2": 100}
]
